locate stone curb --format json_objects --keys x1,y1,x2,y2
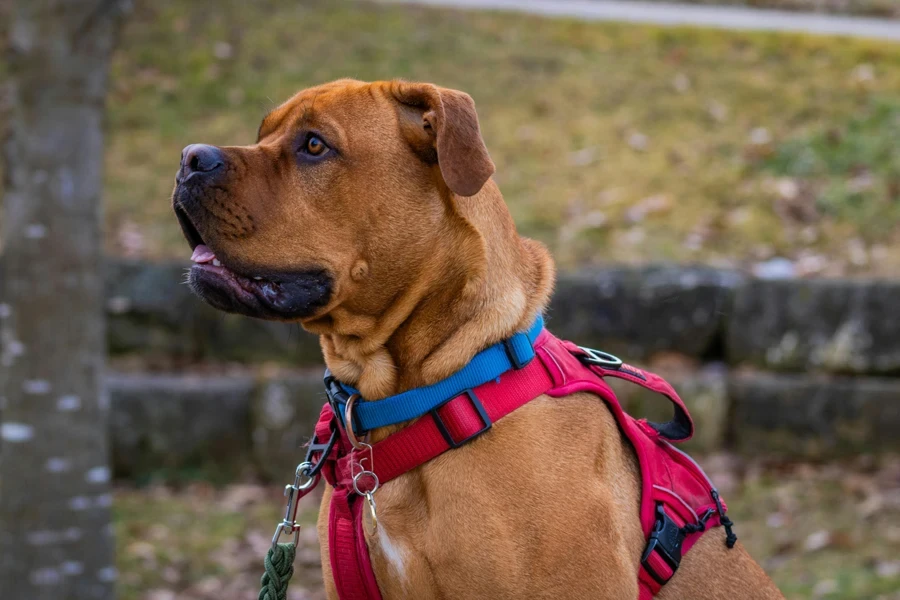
[
  {"x1": 728, "y1": 370, "x2": 900, "y2": 457},
  {"x1": 106, "y1": 259, "x2": 900, "y2": 376},
  {"x1": 726, "y1": 279, "x2": 900, "y2": 376},
  {"x1": 98, "y1": 368, "x2": 900, "y2": 481}
]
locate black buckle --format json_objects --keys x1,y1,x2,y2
[
  {"x1": 430, "y1": 389, "x2": 492, "y2": 448},
  {"x1": 323, "y1": 370, "x2": 350, "y2": 415},
  {"x1": 323, "y1": 370, "x2": 367, "y2": 438},
  {"x1": 640, "y1": 504, "x2": 685, "y2": 586},
  {"x1": 577, "y1": 346, "x2": 623, "y2": 369},
  {"x1": 503, "y1": 337, "x2": 534, "y2": 370},
  {"x1": 302, "y1": 425, "x2": 338, "y2": 478}
]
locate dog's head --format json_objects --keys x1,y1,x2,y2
[{"x1": 172, "y1": 79, "x2": 495, "y2": 322}]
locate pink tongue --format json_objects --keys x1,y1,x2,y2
[{"x1": 191, "y1": 244, "x2": 216, "y2": 264}]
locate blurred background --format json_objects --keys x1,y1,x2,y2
[{"x1": 1, "y1": 0, "x2": 900, "y2": 599}]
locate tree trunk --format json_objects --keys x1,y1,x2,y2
[{"x1": 1, "y1": 1, "x2": 127, "y2": 598}]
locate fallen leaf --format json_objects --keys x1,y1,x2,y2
[
  {"x1": 804, "y1": 530, "x2": 832, "y2": 553},
  {"x1": 627, "y1": 131, "x2": 649, "y2": 152},
  {"x1": 214, "y1": 41, "x2": 234, "y2": 60},
  {"x1": 812, "y1": 579, "x2": 838, "y2": 598},
  {"x1": 568, "y1": 146, "x2": 599, "y2": 167},
  {"x1": 876, "y1": 560, "x2": 900, "y2": 579},
  {"x1": 672, "y1": 73, "x2": 690, "y2": 93}
]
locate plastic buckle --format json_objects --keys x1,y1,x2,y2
[
  {"x1": 302, "y1": 425, "x2": 338, "y2": 478},
  {"x1": 640, "y1": 504, "x2": 685, "y2": 586},
  {"x1": 503, "y1": 336, "x2": 534, "y2": 370},
  {"x1": 323, "y1": 371, "x2": 368, "y2": 437},
  {"x1": 323, "y1": 370, "x2": 350, "y2": 417},
  {"x1": 430, "y1": 389, "x2": 492, "y2": 449},
  {"x1": 577, "y1": 346, "x2": 623, "y2": 369}
]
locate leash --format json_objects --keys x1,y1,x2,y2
[
  {"x1": 261, "y1": 452, "x2": 325, "y2": 600},
  {"x1": 259, "y1": 543, "x2": 295, "y2": 600}
]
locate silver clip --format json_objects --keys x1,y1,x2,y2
[
  {"x1": 362, "y1": 490, "x2": 378, "y2": 536},
  {"x1": 271, "y1": 461, "x2": 317, "y2": 548},
  {"x1": 350, "y1": 443, "x2": 379, "y2": 534}
]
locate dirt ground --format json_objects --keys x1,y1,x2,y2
[{"x1": 115, "y1": 454, "x2": 900, "y2": 600}]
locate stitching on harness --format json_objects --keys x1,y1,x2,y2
[
  {"x1": 652, "y1": 485, "x2": 700, "y2": 523},
  {"x1": 541, "y1": 346, "x2": 567, "y2": 386}
]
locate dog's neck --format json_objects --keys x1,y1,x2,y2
[{"x1": 310, "y1": 180, "x2": 555, "y2": 400}]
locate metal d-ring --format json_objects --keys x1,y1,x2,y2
[
  {"x1": 578, "y1": 346, "x2": 623, "y2": 368},
  {"x1": 352, "y1": 470, "x2": 380, "y2": 497},
  {"x1": 344, "y1": 393, "x2": 367, "y2": 450},
  {"x1": 295, "y1": 462, "x2": 318, "y2": 491},
  {"x1": 352, "y1": 466, "x2": 380, "y2": 536}
]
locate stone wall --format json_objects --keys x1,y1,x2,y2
[
  {"x1": 106, "y1": 260, "x2": 321, "y2": 364},
  {"x1": 11, "y1": 259, "x2": 900, "y2": 480}
]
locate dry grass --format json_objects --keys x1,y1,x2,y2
[
  {"x1": 102, "y1": 0, "x2": 900, "y2": 276},
  {"x1": 114, "y1": 455, "x2": 900, "y2": 600}
]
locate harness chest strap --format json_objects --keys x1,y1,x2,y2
[{"x1": 304, "y1": 330, "x2": 734, "y2": 600}]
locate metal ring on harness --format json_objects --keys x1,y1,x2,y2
[
  {"x1": 344, "y1": 393, "x2": 366, "y2": 449},
  {"x1": 577, "y1": 346, "x2": 623, "y2": 368},
  {"x1": 352, "y1": 470, "x2": 380, "y2": 496},
  {"x1": 295, "y1": 462, "x2": 318, "y2": 491},
  {"x1": 353, "y1": 471, "x2": 380, "y2": 535}
]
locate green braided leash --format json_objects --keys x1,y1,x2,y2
[
  {"x1": 264, "y1": 460, "x2": 320, "y2": 599},
  {"x1": 259, "y1": 542, "x2": 296, "y2": 600}
]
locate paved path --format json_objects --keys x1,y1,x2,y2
[{"x1": 381, "y1": 0, "x2": 900, "y2": 41}]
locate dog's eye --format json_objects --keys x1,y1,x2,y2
[{"x1": 302, "y1": 135, "x2": 328, "y2": 157}]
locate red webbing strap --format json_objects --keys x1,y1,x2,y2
[
  {"x1": 561, "y1": 342, "x2": 694, "y2": 443},
  {"x1": 639, "y1": 562, "x2": 664, "y2": 599},
  {"x1": 316, "y1": 332, "x2": 710, "y2": 600},
  {"x1": 318, "y1": 404, "x2": 384, "y2": 600},
  {"x1": 347, "y1": 353, "x2": 555, "y2": 488},
  {"x1": 328, "y1": 486, "x2": 382, "y2": 600},
  {"x1": 638, "y1": 527, "x2": 709, "y2": 600},
  {"x1": 318, "y1": 357, "x2": 553, "y2": 600}
]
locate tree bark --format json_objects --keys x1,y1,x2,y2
[{"x1": 1, "y1": 1, "x2": 127, "y2": 598}]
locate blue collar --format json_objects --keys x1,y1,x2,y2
[{"x1": 324, "y1": 314, "x2": 545, "y2": 434}]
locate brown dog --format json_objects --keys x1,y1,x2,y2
[{"x1": 172, "y1": 79, "x2": 783, "y2": 599}]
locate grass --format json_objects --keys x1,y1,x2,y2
[
  {"x1": 114, "y1": 456, "x2": 900, "y2": 600},
  {"x1": 114, "y1": 483, "x2": 325, "y2": 600},
  {"x1": 102, "y1": 0, "x2": 900, "y2": 276},
  {"x1": 727, "y1": 458, "x2": 900, "y2": 599},
  {"x1": 761, "y1": 98, "x2": 900, "y2": 240}
]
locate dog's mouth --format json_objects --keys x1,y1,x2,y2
[{"x1": 174, "y1": 203, "x2": 333, "y2": 320}]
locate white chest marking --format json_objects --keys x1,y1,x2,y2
[{"x1": 376, "y1": 527, "x2": 408, "y2": 583}]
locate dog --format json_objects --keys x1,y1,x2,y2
[{"x1": 172, "y1": 79, "x2": 783, "y2": 599}]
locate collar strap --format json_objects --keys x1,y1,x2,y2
[{"x1": 324, "y1": 314, "x2": 544, "y2": 433}]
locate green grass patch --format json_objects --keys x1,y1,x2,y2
[
  {"x1": 761, "y1": 98, "x2": 900, "y2": 239},
  {"x1": 102, "y1": 0, "x2": 900, "y2": 275}
]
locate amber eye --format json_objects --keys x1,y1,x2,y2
[{"x1": 305, "y1": 135, "x2": 327, "y2": 156}]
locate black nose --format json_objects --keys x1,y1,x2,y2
[{"x1": 178, "y1": 144, "x2": 224, "y2": 182}]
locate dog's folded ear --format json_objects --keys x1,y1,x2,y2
[{"x1": 390, "y1": 81, "x2": 495, "y2": 197}]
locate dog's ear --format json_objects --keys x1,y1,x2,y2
[{"x1": 390, "y1": 81, "x2": 495, "y2": 197}]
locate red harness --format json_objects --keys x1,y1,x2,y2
[{"x1": 296, "y1": 329, "x2": 735, "y2": 599}]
